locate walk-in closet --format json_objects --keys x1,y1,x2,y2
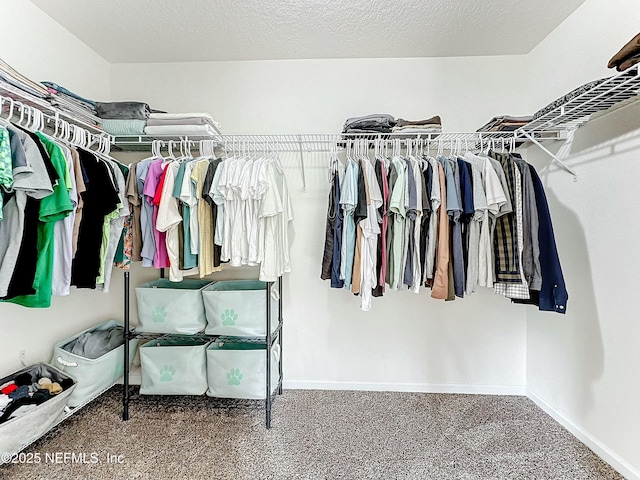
[{"x1": 0, "y1": 0, "x2": 638, "y2": 478}]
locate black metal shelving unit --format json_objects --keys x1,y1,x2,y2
[{"x1": 122, "y1": 273, "x2": 283, "y2": 428}]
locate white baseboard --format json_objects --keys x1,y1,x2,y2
[
  {"x1": 527, "y1": 388, "x2": 639, "y2": 480},
  {"x1": 283, "y1": 380, "x2": 526, "y2": 396}
]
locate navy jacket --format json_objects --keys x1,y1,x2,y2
[{"x1": 513, "y1": 164, "x2": 568, "y2": 314}]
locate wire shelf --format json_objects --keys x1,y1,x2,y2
[{"x1": 521, "y1": 65, "x2": 640, "y2": 133}]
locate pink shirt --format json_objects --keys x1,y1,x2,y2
[{"x1": 143, "y1": 159, "x2": 170, "y2": 269}]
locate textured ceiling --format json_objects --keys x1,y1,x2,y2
[{"x1": 30, "y1": 0, "x2": 586, "y2": 63}]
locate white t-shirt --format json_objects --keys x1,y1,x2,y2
[
  {"x1": 359, "y1": 158, "x2": 383, "y2": 311},
  {"x1": 259, "y1": 158, "x2": 294, "y2": 282}
]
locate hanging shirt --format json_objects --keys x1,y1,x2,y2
[
  {"x1": 419, "y1": 160, "x2": 433, "y2": 285},
  {"x1": 388, "y1": 156, "x2": 406, "y2": 290},
  {"x1": 8, "y1": 134, "x2": 74, "y2": 307},
  {"x1": 136, "y1": 158, "x2": 156, "y2": 267},
  {"x1": 72, "y1": 151, "x2": 120, "y2": 289},
  {"x1": 100, "y1": 161, "x2": 129, "y2": 293},
  {"x1": 425, "y1": 156, "x2": 441, "y2": 281},
  {"x1": 0, "y1": 127, "x2": 52, "y2": 299},
  {"x1": 0, "y1": 128, "x2": 12, "y2": 220},
  {"x1": 465, "y1": 160, "x2": 487, "y2": 296},
  {"x1": 449, "y1": 157, "x2": 465, "y2": 298},
  {"x1": 402, "y1": 157, "x2": 417, "y2": 289},
  {"x1": 202, "y1": 158, "x2": 224, "y2": 269},
  {"x1": 209, "y1": 158, "x2": 226, "y2": 252},
  {"x1": 143, "y1": 158, "x2": 169, "y2": 269},
  {"x1": 359, "y1": 158, "x2": 382, "y2": 311},
  {"x1": 51, "y1": 143, "x2": 78, "y2": 297},
  {"x1": 321, "y1": 170, "x2": 338, "y2": 281},
  {"x1": 431, "y1": 161, "x2": 449, "y2": 300},
  {"x1": 125, "y1": 160, "x2": 143, "y2": 262},
  {"x1": 464, "y1": 151, "x2": 506, "y2": 287},
  {"x1": 192, "y1": 158, "x2": 215, "y2": 277},
  {"x1": 156, "y1": 161, "x2": 188, "y2": 282},
  {"x1": 489, "y1": 150, "x2": 521, "y2": 283},
  {"x1": 70, "y1": 149, "x2": 86, "y2": 258},
  {"x1": 4, "y1": 128, "x2": 60, "y2": 300},
  {"x1": 330, "y1": 171, "x2": 344, "y2": 288},
  {"x1": 339, "y1": 158, "x2": 358, "y2": 290},
  {"x1": 351, "y1": 160, "x2": 368, "y2": 294},
  {"x1": 259, "y1": 158, "x2": 294, "y2": 282},
  {"x1": 494, "y1": 162, "x2": 530, "y2": 299},
  {"x1": 512, "y1": 154, "x2": 542, "y2": 291}
]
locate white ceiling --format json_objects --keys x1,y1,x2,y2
[{"x1": 30, "y1": 0, "x2": 586, "y2": 63}]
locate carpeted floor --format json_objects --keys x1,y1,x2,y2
[{"x1": 0, "y1": 387, "x2": 623, "y2": 480}]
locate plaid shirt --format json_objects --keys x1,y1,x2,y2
[
  {"x1": 490, "y1": 151, "x2": 521, "y2": 283},
  {"x1": 494, "y1": 162, "x2": 530, "y2": 299}
]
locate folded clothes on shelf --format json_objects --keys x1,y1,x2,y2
[
  {"x1": 343, "y1": 113, "x2": 396, "y2": 134},
  {"x1": 394, "y1": 115, "x2": 442, "y2": 129},
  {"x1": 41, "y1": 81, "x2": 96, "y2": 107},
  {"x1": 144, "y1": 123, "x2": 220, "y2": 136},
  {"x1": 101, "y1": 119, "x2": 147, "y2": 136},
  {"x1": 96, "y1": 101, "x2": 152, "y2": 120},
  {"x1": 608, "y1": 32, "x2": 640, "y2": 72},
  {"x1": 0, "y1": 58, "x2": 49, "y2": 98},
  {"x1": 477, "y1": 115, "x2": 532, "y2": 132},
  {"x1": 147, "y1": 112, "x2": 222, "y2": 131}
]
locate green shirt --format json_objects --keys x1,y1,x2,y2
[{"x1": 8, "y1": 133, "x2": 73, "y2": 308}]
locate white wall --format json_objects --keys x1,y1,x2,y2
[
  {"x1": 0, "y1": 0, "x2": 112, "y2": 374},
  {"x1": 111, "y1": 55, "x2": 531, "y2": 393},
  {"x1": 0, "y1": 0, "x2": 110, "y2": 100},
  {"x1": 526, "y1": 0, "x2": 640, "y2": 477}
]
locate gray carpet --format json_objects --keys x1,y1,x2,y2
[{"x1": 1, "y1": 387, "x2": 623, "y2": 480}]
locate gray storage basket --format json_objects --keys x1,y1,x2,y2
[
  {"x1": 135, "y1": 279, "x2": 212, "y2": 334},
  {"x1": 51, "y1": 320, "x2": 139, "y2": 408},
  {"x1": 140, "y1": 336, "x2": 210, "y2": 395},
  {"x1": 0, "y1": 363, "x2": 77, "y2": 457},
  {"x1": 202, "y1": 280, "x2": 280, "y2": 336},
  {"x1": 206, "y1": 340, "x2": 280, "y2": 399}
]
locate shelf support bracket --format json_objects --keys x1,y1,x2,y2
[
  {"x1": 297, "y1": 135, "x2": 307, "y2": 191},
  {"x1": 520, "y1": 130, "x2": 578, "y2": 181}
]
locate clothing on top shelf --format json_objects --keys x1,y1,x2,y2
[
  {"x1": 532, "y1": 77, "x2": 611, "y2": 120},
  {"x1": 100, "y1": 119, "x2": 147, "y2": 136},
  {"x1": 147, "y1": 112, "x2": 222, "y2": 131},
  {"x1": 321, "y1": 147, "x2": 567, "y2": 314},
  {"x1": 608, "y1": 32, "x2": 640, "y2": 71},
  {"x1": 392, "y1": 116, "x2": 442, "y2": 135},
  {"x1": 342, "y1": 114, "x2": 396, "y2": 134},
  {"x1": 96, "y1": 101, "x2": 151, "y2": 120},
  {"x1": 477, "y1": 115, "x2": 532, "y2": 132},
  {"x1": 42, "y1": 81, "x2": 100, "y2": 126},
  {"x1": 0, "y1": 58, "x2": 49, "y2": 98}
]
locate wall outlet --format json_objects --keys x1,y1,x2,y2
[{"x1": 19, "y1": 350, "x2": 27, "y2": 366}]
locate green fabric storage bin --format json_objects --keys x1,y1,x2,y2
[
  {"x1": 202, "y1": 280, "x2": 279, "y2": 336},
  {"x1": 0, "y1": 363, "x2": 77, "y2": 458},
  {"x1": 206, "y1": 340, "x2": 280, "y2": 400},
  {"x1": 51, "y1": 320, "x2": 138, "y2": 408},
  {"x1": 140, "y1": 336, "x2": 209, "y2": 395},
  {"x1": 135, "y1": 279, "x2": 212, "y2": 334}
]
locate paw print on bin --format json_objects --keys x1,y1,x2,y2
[
  {"x1": 221, "y1": 308, "x2": 238, "y2": 326},
  {"x1": 152, "y1": 306, "x2": 167, "y2": 323},
  {"x1": 159, "y1": 365, "x2": 176, "y2": 382},
  {"x1": 227, "y1": 368, "x2": 243, "y2": 385}
]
